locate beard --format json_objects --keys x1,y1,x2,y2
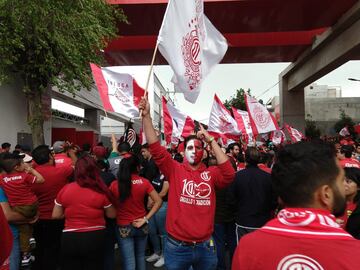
[{"x1": 332, "y1": 185, "x2": 347, "y2": 217}]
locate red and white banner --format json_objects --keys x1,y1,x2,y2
[
  {"x1": 270, "y1": 129, "x2": 286, "y2": 145},
  {"x1": 162, "y1": 97, "x2": 195, "y2": 144},
  {"x1": 157, "y1": 0, "x2": 228, "y2": 103},
  {"x1": 245, "y1": 95, "x2": 279, "y2": 135},
  {"x1": 285, "y1": 124, "x2": 305, "y2": 142},
  {"x1": 339, "y1": 126, "x2": 350, "y2": 137},
  {"x1": 232, "y1": 108, "x2": 255, "y2": 145},
  {"x1": 90, "y1": 63, "x2": 144, "y2": 119},
  {"x1": 208, "y1": 95, "x2": 241, "y2": 140}
]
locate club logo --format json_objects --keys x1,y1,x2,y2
[
  {"x1": 253, "y1": 105, "x2": 271, "y2": 129},
  {"x1": 182, "y1": 180, "x2": 211, "y2": 199},
  {"x1": 200, "y1": 171, "x2": 211, "y2": 181},
  {"x1": 277, "y1": 254, "x2": 324, "y2": 270},
  {"x1": 278, "y1": 209, "x2": 316, "y2": 227}
]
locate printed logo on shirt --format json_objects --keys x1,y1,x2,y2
[
  {"x1": 277, "y1": 254, "x2": 324, "y2": 270},
  {"x1": 2, "y1": 175, "x2": 22, "y2": 183},
  {"x1": 200, "y1": 171, "x2": 211, "y2": 181},
  {"x1": 132, "y1": 179, "x2": 143, "y2": 185},
  {"x1": 55, "y1": 159, "x2": 64, "y2": 164},
  {"x1": 179, "y1": 179, "x2": 211, "y2": 206}
]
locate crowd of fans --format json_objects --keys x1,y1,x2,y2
[{"x1": 1, "y1": 100, "x2": 360, "y2": 270}]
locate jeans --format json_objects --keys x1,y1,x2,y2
[
  {"x1": 164, "y1": 236, "x2": 217, "y2": 270},
  {"x1": 148, "y1": 202, "x2": 167, "y2": 255},
  {"x1": 10, "y1": 233, "x2": 20, "y2": 270},
  {"x1": 213, "y1": 223, "x2": 236, "y2": 270},
  {"x1": 117, "y1": 224, "x2": 148, "y2": 270}
]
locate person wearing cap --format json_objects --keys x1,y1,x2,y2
[
  {"x1": 30, "y1": 145, "x2": 74, "y2": 270},
  {"x1": 0, "y1": 153, "x2": 45, "y2": 267},
  {"x1": 52, "y1": 141, "x2": 77, "y2": 169},
  {"x1": 339, "y1": 145, "x2": 360, "y2": 169}
]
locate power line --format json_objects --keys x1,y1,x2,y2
[{"x1": 255, "y1": 81, "x2": 280, "y2": 99}]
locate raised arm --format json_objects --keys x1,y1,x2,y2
[{"x1": 138, "y1": 96, "x2": 158, "y2": 144}]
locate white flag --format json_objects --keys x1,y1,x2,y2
[
  {"x1": 285, "y1": 124, "x2": 305, "y2": 142},
  {"x1": 208, "y1": 95, "x2": 241, "y2": 140},
  {"x1": 157, "y1": 0, "x2": 228, "y2": 103},
  {"x1": 339, "y1": 127, "x2": 350, "y2": 137},
  {"x1": 245, "y1": 95, "x2": 279, "y2": 135}
]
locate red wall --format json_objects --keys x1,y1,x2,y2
[{"x1": 52, "y1": 128, "x2": 97, "y2": 148}]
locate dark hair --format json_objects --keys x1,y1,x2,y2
[
  {"x1": 1, "y1": 142, "x2": 11, "y2": 149},
  {"x1": 345, "y1": 167, "x2": 360, "y2": 202},
  {"x1": 75, "y1": 155, "x2": 115, "y2": 205},
  {"x1": 117, "y1": 154, "x2": 139, "y2": 202},
  {"x1": 173, "y1": 153, "x2": 183, "y2": 163},
  {"x1": 227, "y1": 143, "x2": 240, "y2": 153},
  {"x1": 117, "y1": 142, "x2": 131, "y2": 153},
  {"x1": 341, "y1": 145, "x2": 354, "y2": 158},
  {"x1": 32, "y1": 145, "x2": 52, "y2": 165},
  {"x1": 272, "y1": 141, "x2": 339, "y2": 207},
  {"x1": 184, "y1": 135, "x2": 204, "y2": 148},
  {"x1": 245, "y1": 147, "x2": 260, "y2": 165},
  {"x1": 15, "y1": 144, "x2": 22, "y2": 150},
  {"x1": 141, "y1": 143, "x2": 149, "y2": 149}
]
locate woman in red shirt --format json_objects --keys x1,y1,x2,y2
[
  {"x1": 52, "y1": 155, "x2": 116, "y2": 270},
  {"x1": 109, "y1": 154, "x2": 162, "y2": 270}
]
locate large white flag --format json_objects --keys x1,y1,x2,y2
[
  {"x1": 162, "y1": 97, "x2": 195, "y2": 144},
  {"x1": 90, "y1": 63, "x2": 144, "y2": 119},
  {"x1": 245, "y1": 95, "x2": 279, "y2": 135},
  {"x1": 157, "y1": 0, "x2": 228, "y2": 103},
  {"x1": 232, "y1": 108, "x2": 255, "y2": 145},
  {"x1": 208, "y1": 95, "x2": 241, "y2": 140}
]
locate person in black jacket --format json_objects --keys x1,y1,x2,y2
[
  {"x1": 345, "y1": 167, "x2": 360, "y2": 238},
  {"x1": 227, "y1": 147, "x2": 277, "y2": 244}
]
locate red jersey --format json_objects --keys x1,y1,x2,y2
[
  {"x1": 54, "y1": 153, "x2": 73, "y2": 168},
  {"x1": 232, "y1": 208, "x2": 360, "y2": 270},
  {"x1": 0, "y1": 172, "x2": 37, "y2": 206},
  {"x1": 336, "y1": 201, "x2": 357, "y2": 228},
  {"x1": 149, "y1": 141, "x2": 235, "y2": 242},
  {"x1": 237, "y1": 162, "x2": 246, "y2": 171},
  {"x1": 0, "y1": 207, "x2": 12, "y2": 270},
  {"x1": 339, "y1": 158, "x2": 360, "y2": 169},
  {"x1": 258, "y1": 163, "x2": 272, "y2": 174},
  {"x1": 32, "y1": 164, "x2": 73, "y2": 219},
  {"x1": 55, "y1": 182, "x2": 112, "y2": 232},
  {"x1": 109, "y1": 175, "x2": 153, "y2": 226}
]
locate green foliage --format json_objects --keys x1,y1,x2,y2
[
  {"x1": 334, "y1": 109, "x2": 355, "y2": 135},
  {"x1": 0, "y1": 0, "x2": 126, "y2": 94},
  {"x1": 224, "y1": 88, "x2": 251, "y2": 111},
  {"x1": 305, "y1": 114, "x2": 321, "y2": 139}
]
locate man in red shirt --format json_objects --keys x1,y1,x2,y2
[
  {"x1": 232, "y1": 141, "x2": 360, "y2": 269},
  {"x1": 339, "y1": 145, "x2": 360, "y2": 169},
  {"x1": 52, "y1": 141, "x2": 77, "y2": 169},
  {"x1": 30, "y1": 145, "x2": 73, "y2": 270},
  {"x1": 139, "y1": 97, "x2": 235, "y2": 270}
]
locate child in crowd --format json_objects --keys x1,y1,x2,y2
[{"x1": 0, "y1": 153, "x2": 44, "y2": 266}]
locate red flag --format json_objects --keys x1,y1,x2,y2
[
  {"x1": 162, "y1": 97, "x2": 195, "y2": 144},
  {"x1": 285, "y1": 124, "x2": 305, "y2": 142},
  {"x1": 208, "y1": 95, "x2": 241, "y2": 140},
  {"x1": 90, "y1": 63, "x2": 144, "y2": 118},
  {"x1": 245, "y1": 95, "x2": 279, "y2": 135},
  {"x1": 232, "y1": 108, "x2": 255, "y2": 145},
  {"x1": 270, "y1": 129, "x2": 286, "y2": 145}
]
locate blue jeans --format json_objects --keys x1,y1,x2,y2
[
  {"x1": 164, "y1": 236, "x2": 217, "y2": 270},
  {"x1": 213, "y1": 223, "x2": 236, "y2": 270},
  {"x1": 10, "y1": 233, "x2": 20, "y2": 270},
  {"x1": 148, "y1": 202, "x2": 167, "y2": 255},
  {"x1": 117, "y1": 224, "x2": 148, "y2": 270}
]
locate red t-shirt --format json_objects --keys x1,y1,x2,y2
[
  {"x1": 54, "y1": 153, "x2": 73, "y2": 168},
  {"x1": 336, "y1": 201, "x2": 357, "y2": 228},
  {"x1": 32, "y1": 164, "x2": 73, "y2": 219},
  {"x1": 0, "y1": 172, "x2": 37, "y2": 206},
  {"x1": 109, "y1": 175, "x2": 154, "y2": 226},
  {"x1": 232, "y1": 208, "x2": 360, "y2": 269},
  {"x1": 149, "y1": 141, "x2": 235, "y2": 242},
  {"x1": 237, "y1": 162, "x2": 245, "y2": 171},
  {"x1": 55, "y1": 182, "x2": 112, "y2": 232},
  {"x1": 258, "y1": 163, "x2": 272, "y2": 174},
  {"x1": 339, "y1": 158, "x2": 360, "y2": 169},
  {"x1": 0, "y1": 207, "x2": 12, "y2": 270}
]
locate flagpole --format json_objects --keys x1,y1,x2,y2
[{"x1": 139, "y1": 41, "x2": 159, "y2": 117}]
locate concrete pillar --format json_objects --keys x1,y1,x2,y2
[
  {"x1": 279, "y1": 77, "x2": 305, "y2": 133},
  {"x1": 85, "y1": 108, "x2": 101, "y2": 135}
]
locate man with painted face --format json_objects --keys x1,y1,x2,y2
[{"x1": 139, "y1": 97, "x2": 235, "y2": 270}]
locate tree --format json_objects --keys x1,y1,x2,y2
[
  {"x1": 334, "y1": 108, "x2": 355, "y2": 136},
  {"x1": 224, "y1": 88, "x2": 251, "y2": 111},
  {"x1": 0, "y1": 1, "x2": 126, "y2": 146},
  {"x1": 305, "y1": 114, "x2": 321, "y2": 139}
]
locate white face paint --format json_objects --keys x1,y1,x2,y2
[{"x1": 185, "y1": 139, "x2": 204, "y2": 165}]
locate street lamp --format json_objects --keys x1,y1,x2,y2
[{"x1": 348, "y1": 78, "x2": 360, "y2": 82}]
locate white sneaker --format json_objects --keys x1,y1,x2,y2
[
  {"x1": 146, "y1": 253, "x2": 161, "y2": 263},
  {"x1": 154, "y1": 256, "x2": 165, "y2": 268}
]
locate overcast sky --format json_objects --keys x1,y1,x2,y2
[{"x1": 154, "y1": 60, "x2": 360, "y2": 123}]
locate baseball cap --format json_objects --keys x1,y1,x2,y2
[
  {"x1": 53, "y1": 141, "x2": 65, "y2": 154},
  {"x1": 92, "y1": 146, "x2": 107, "y2": 158}
]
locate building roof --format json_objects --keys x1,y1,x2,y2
[{"x1": 105, "y1": 0, "x2": 357, "y2": 65}]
